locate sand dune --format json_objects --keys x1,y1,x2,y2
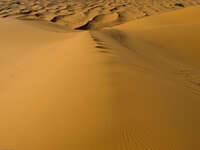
[
  {"x1": 1, "y1": 0, "x2": 200, "y2": 29},
  {"x1": 0, "y1": 2, "x2": 200, "y2": 150}
]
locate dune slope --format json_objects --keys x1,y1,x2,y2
[
  {"x1": 0, "y1": 5, "x2": 200, "y2": 150},
  {"x1": 1, "y1": 0, "x2": 200, "y2": 29}
]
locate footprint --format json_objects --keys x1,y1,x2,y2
[
  {"x1": 174, "y1": 69, "x2": 200, "y2": 95},
  {"x1": 96, "y1": 45, "x2": 109, "y2": 49}
]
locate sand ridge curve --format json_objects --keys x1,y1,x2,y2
[
  {"x1": 0, "y1": 0, "x2": 200, "y2": 29},
  {"x1": 0, "y1": 2, "x2": 200, "y2": 150}
]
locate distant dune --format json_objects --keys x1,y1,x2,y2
[
  {"x1": 1, "y1": 0, "x2": 200, "y2": 29},
  {"x1": 0, "y1": 1, "x2": 200, "y2": 150}
]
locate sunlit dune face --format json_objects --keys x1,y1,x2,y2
[{"x1": 0, "y1": 1, "x2": 200, "y2": 150}]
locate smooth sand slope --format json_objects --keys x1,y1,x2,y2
[{"x1": 0, "y1": 5, "x2": 200, "y2": 150}]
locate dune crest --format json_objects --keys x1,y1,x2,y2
[{"x1": 0, "y1": 2, "x2": 200, "y2": 150}]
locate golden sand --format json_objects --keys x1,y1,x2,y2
[{"x1": 0, "y1": 0, "x2": 200, "y2": 150}]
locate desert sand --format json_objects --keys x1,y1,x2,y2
[
  {"x1": 0, "y1": 0, "x2": 200, "y2": 150},
  {"x1": 1, "y1": 0, "x2": 200, "y2": 29}
]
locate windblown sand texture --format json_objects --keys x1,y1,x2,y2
[
  {"x1": 0, "y1": 0, "x2": 200, "y2": 29},
  {"x1": 0, "y1": 0, "x2": 200, "y2": 150}
]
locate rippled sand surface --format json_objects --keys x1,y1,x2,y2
[{"x1": 0, "y1": 0, "x2": 200, "y2": 29}]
